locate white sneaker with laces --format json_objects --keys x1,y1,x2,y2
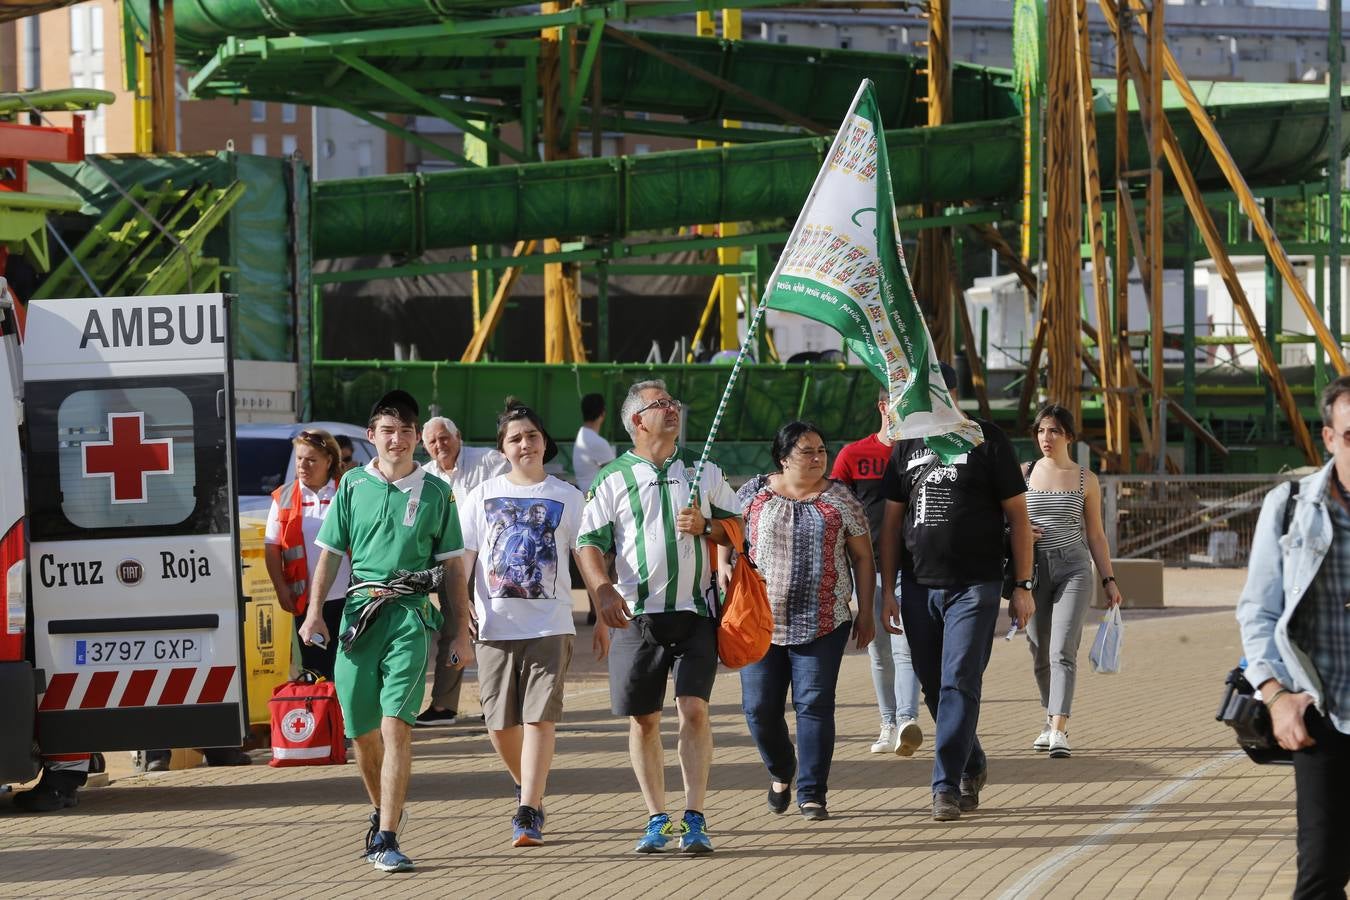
[
  {"x1": 1048, "y1": 730, "x2": 1071, "y2": 758},
  {"x1": 1033, "y1": 724, "x2": 1053, "y2": 751},
  {"x1": 870, "y1": 723, "x2": 898, "y2": 754},
  {"x1": 893, "y1": 717, "x2": 923, "y2": 757}
]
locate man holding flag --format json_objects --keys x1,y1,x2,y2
[{"x1": 751, "y1": 79, "x2": 1035, "y2": 821}]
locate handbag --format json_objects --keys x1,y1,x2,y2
[
  {"x1": 713, "y1": 517, "x2": 773, "y2": 670},
  {"x1": 269, "y1": 673, "x2": 347, "y2": 767},
  {"x1": 1215, "y1": 665, "x2": 1292, "y2": 765}
]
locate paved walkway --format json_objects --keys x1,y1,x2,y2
[{"x1": 1, "y1": 569, "x2": 1301, "y2": 899}]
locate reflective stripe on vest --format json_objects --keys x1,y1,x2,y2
[{"x1": 271, "y1": 478, "x2": 333, "y2": 617}]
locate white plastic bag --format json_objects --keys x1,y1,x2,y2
[{"x1": 1089, "y1": 607, "x2": 1123, "y2": 674}]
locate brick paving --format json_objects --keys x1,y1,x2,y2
[{"x1": 0, "y1": 569, "x2": 1302, "y2": 899}]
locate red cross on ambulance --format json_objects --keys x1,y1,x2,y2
[{"x1": 81, "y1": 412, "x2": 174, "y2": 504}]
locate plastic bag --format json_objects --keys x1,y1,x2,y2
[{"x1": 1089, "y1": 607, "x2": 1123, "y2": 674}]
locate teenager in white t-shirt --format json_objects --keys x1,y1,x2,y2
[{"x1": 459, "y1": 403, "x2": 608, "y2": 848}]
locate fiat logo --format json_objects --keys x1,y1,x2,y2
[{"x1": 116, "y1": 559, "x2": 144, "y2": 586}]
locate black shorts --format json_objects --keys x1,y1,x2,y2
[{"x1": 608, "y1": 611, "x2": 718, "y2": 716}]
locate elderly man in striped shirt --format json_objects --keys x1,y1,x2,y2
[{"x1": 576, "y1": 379, "x2": 740, "y2": 856}]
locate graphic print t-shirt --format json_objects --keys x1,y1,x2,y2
[
  {"x1": 831, "y1": 432, "x2": 891, "y2": 564},
  {"x1": 879, "y1": 419, "x2": 1025, "y2": 587},
  {"x1": 459, "y1": 474, "x2": 584, "y2": 640}
]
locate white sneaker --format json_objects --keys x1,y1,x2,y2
[
  {"x1": 894, "y1": 718, "x2": 923, "y2": 757},
  {"x1": 870, "y1": 723, "x2": 898, "y2": 753},
  {"x1": 1048, "y1": 730, "x2": 1071, "y2": 758},
  {"x1": 1032, "y1": 724, "x2": 1053, "y2": 752}
]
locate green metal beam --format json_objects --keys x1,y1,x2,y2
[
  {"x1": 560, "y1": 24, "x2": 605, "y2": 145},
  {"x1": 334, "y1": 52, "x2": 529, "y2": 162}
]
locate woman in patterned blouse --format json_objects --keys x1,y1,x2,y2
[{"x1": 724, "y1": 421, "x2": 876, "y2": 821}]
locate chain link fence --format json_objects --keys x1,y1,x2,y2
[{"x1": 1102, "y1": 474, "x2": 1302, "y2": 566}]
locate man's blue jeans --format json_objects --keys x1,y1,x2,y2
[
  {"x1": 899, "y1": 574, "x2": 1001, "y2": 796},
  {"x1": 739, "y1": 622, "x2": 851, "y2": 806}
]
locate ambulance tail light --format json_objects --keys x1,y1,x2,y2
[{"x1": 0, "y1": 520, "x2": 24, "y2": 663}]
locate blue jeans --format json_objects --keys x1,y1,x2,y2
[
  {"x1": 868, "y1": 578, "x2": 920, "y2": 724},
  {"x1": 899, "y1": 574, "x2": 1001, "y2": 796},
  {"x1": 739, "y1": 622, "x2": 851, "y2": 806}
]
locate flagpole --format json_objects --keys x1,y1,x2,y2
[{"x1": 687, "y1": 80, "x2": 874, "y2": 503}]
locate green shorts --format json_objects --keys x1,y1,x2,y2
[{"x1": 334, "y1": 601, "x2": 433, "y2": 738}]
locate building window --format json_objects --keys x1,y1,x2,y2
[
  {"x1": 839, "y1": 38, "x2": 851, "y2": 50},
  {"x1": 69, "y1": 7, "x2": 105, "y2": 154},
  {"x1": 281, "y1": 135, "x2": 297, "y2": 156},
  {"x1": 357, "y1": 140, "x2": 373, "y2": 177},
  {"x1": 251, "y1": 134, "x2": 267, "y2": 155},
  {"x1": 282, "y1": 104, "x2": 297, "y2": 124},
  {"x1": 776, "y1": 33, "x2": 788, "y2": 44},
  {"x1": 887, "y1": 37, "x2": 899, "y2": 53},
  {"x1": 251, "y1": 101, "x2": 266, "y2": 123}
]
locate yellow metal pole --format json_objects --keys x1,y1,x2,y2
[{"x1": 695, "y1": 9, "x2": 742, "y2": 353}]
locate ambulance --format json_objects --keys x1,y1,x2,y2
[{"x1": 0, "y1": 287, "x2": 247, "y2": 783}]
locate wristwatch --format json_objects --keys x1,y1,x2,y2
[
  {"x1": 702, "y1": 520, "x2": 713, "y2": 536},
  {"x1": 1014, "y1": 579, "x2": 1034, "y2": 591}
]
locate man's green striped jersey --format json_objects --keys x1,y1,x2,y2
[{"x1": 576, "y1": 450, "x2": 739, "y2": 617}]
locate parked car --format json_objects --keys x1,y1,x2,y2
[{"x1": 237, "y1": 422, "x2": 375, "y2": 517}]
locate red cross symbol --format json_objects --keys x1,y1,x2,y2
[
  {"x1": 289, "y1": 716, "x2": 307, "y2": 736},
  {"x1": 82, "y1": 412, "x2": 174, "y2": 504}
]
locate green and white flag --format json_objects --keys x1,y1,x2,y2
[{"x1": 763, "y1": 79, "x2": 983, "y2": 462}]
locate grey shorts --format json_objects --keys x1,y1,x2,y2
[
  {"x1": 476, "y1": 634, "x2": 575, "y2": 730},
  {"x1": 607, "y1": 611, "x2": 719, "y2": 717}
]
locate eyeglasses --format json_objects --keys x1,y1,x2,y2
[{"x1": 635, "y1": 398, "x2": 680, "y2": 416}]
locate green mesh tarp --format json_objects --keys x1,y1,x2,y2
[{"x1": 30, "y1": 152, "x2": 308, "y2": 364}]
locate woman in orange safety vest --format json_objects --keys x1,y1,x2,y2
[{"x1": 263, "y1": 429, "x2": 351, "y2": 679}]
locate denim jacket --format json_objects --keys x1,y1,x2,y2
[{"x1": 1236, "y1": 460, "x2": 1346, "y2": 733}]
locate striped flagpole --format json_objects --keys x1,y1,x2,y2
[{"x1": 687, "y1": 80, "x2": 872, "y2": 505}]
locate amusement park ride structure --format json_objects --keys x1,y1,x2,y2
[{"x1": 5, "y1": 0, "x2": 1350, "y2": 473}]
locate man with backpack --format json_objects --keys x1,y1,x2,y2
[{"x1": 1238, "y1": 375, "x2": 1350, "y2": 898}]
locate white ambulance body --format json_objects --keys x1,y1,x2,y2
[{"x1": 1, "y1": 292, "x2": 246, "y2": 776}]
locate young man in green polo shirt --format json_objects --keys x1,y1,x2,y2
[{"x1": 300, "y1": 390, "x2": 471, "y2": 873}]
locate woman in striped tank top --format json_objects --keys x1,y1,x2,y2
[{"x1": 1022, "y1": 406, "x2": 1124, "y2": 759}]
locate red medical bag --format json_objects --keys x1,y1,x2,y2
[{"x1": 268, "y1": 678, "x2": 346, "y2": 767}]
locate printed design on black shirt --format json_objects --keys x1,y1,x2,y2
[
  {"x1": 907, "y1": 448, "x2": 961, "y2": 526},
  {"x1": 483, "y1": 497, "x2": 563, "y2": 599}
]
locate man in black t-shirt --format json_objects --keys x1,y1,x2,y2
[{"x1": 878, "y1": 365, "x2": 1035, "y2": 822}]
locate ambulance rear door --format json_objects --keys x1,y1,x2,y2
[{"x1": 24, "y1": 294, "x2": 246, "y2": 752}]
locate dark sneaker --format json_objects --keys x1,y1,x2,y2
[
  {"x1": 414, "y1": 707, "x2": 458, "y2": 727},
  {"x1": 367, "y1": 834, "x2": 414, "y2": 873},
  {"x1": 959, "y1": 768, "x2": 987, "y2": 812},
  {"x1": 202, "y1": 748, "x2": 252, "y2": 767},
  {"x1": 799, "y1": 802, "x2": 829, "y2": 822},
  {"x1": 932, "y1": 791, "x2": 961, "y2": 822},
  {"x1": 513, "y1": 785, "x2": 545, "y2": 826},
  {"x1": 362, "y1": 810, "x2": 408, "y2": 859},
  {"x1": 13, "y1": 782, "x2": 78, "y2": 813},
  {"x1": 512, "y1": 805, "x2": 543, "y2": 847},
  {"x1": 679, "y1": 810, "x2": 713, "y2": 854},
  {"x1": 634, "y1": 813, "x2": 676, "y2": 854}
]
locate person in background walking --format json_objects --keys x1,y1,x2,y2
[
  {"x1": 1020, "y1": 405, "x2": 1123, "y2": 760},
  {"x1": 418, "y1": 415, "x2": 510, "y2": 726},
  {"x1": 264, "y1": 428, "x2": 351, "y2": 681},
  {"x1": 832, "y1": 387, "x2": 923, "y2": 757},
  {"x1": 573, "y1": 392, "x2": 616, "y2": 492},
  {"x1": 730, "y1": 422, "x2": 875, "y2": 821},
  {"x1": 879, "y1": 362, "x2": 1035, "y2": 822}
]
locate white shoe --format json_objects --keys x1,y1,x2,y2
[
  {"x1": 1032, "y1": 724, "x2": 1053, "y2": 752},
  {"x1": 870, "y1": 723, "x2": 898, "y2": 753},
  {"x1": 1048, "y1": 730, "x2": 1071, "y2": 758},
  {"x1": 894, "y1": 718, "x2": 923, "y2": 757}
]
